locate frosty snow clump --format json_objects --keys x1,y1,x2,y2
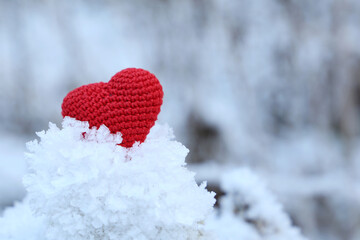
[{"x1": 1, "y1": 117, "x2": 215, "y2": 240}]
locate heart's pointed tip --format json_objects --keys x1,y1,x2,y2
[{"x1": 119, "y1": 141, "x2": 135, "y2": 148}]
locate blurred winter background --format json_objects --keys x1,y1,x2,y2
[{"x1": 1, "y1": 0, "x2": 360, "y2": 239}]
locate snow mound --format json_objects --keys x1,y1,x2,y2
[
  {"x1": 206, "y1": 168, "x2": 307, "y2": 240},
  {"x1": 19, "y1": 117, "x2": 215, "y2": 240}
]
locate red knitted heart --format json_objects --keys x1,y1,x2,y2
[{"x1": 61, "y1": 68, "x2": 163, "y2": 148}]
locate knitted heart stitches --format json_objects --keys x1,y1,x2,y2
[{"x1": 61, "y1": 68, "x2": 163, "y2": 147}]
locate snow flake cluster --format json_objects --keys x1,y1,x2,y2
[{"x1": 2, "y1": 117, "x2": 215, "y2": 240}]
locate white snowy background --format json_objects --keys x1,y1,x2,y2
[{"x1": 1, "y1": 0, "x2": 360, "y2": 239}]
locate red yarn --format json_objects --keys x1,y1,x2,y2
[{"x1": 61, "y1": 68, "x2": 164, "y2": 148}]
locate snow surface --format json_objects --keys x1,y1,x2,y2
[
  {"x1": 0, "y1": 118, "x2": 309, "y2": 240},
  {"x1": 1, "y1": 118, "x2": 216, "y2": 240}
]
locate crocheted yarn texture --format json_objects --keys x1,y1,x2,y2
[{"x1": 61, "y1": 68, "x2": 164, "y2": 147}]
